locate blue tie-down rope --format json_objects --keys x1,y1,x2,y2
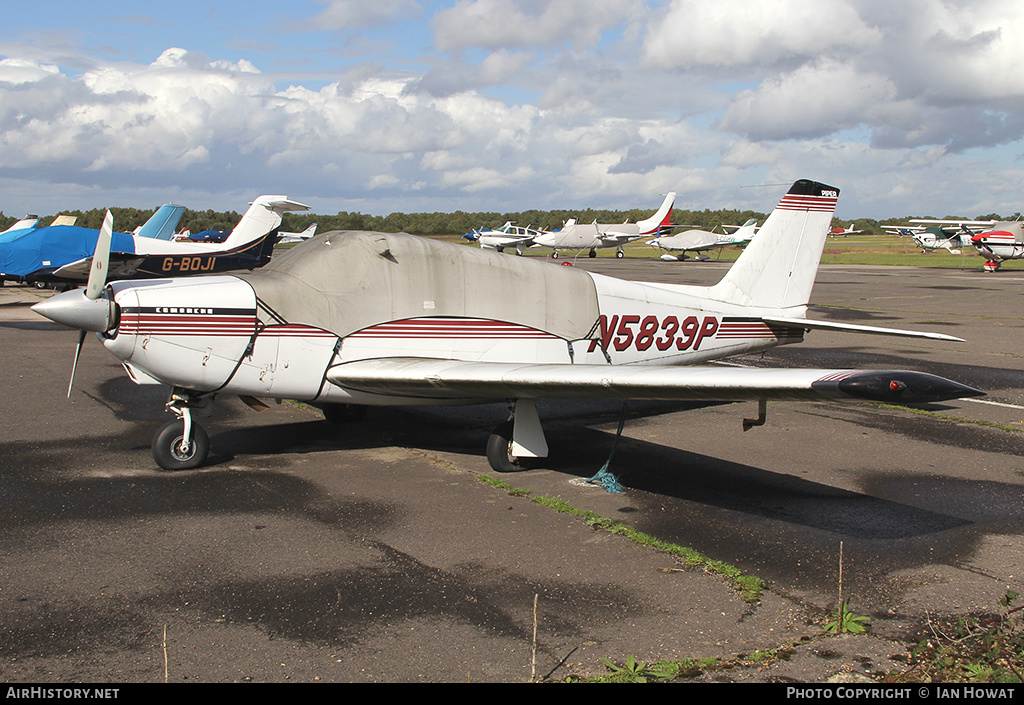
[{"x1": 586, "y1": 402, "x2": 628, "y2": 493}]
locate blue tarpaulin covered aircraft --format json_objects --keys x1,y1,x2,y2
[{"x1": 0, "y1": 196, "x2": 307, "y2": 285}]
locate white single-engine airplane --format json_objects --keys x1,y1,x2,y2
[
  {"x1": 893, "y1": 218, "x2": 1024, "y2": 270},
  {"x1": 906, "y1": 219, "x2": 996, "y2": 256},
  {"x1": 532, "y1": 192, "x2": 676, "y2": 259},
  {"x1": 463, "y1": 221, "x2": 542, "y2": 255},
  {"x1": 33, "y1": 180, "x2": 982, "y2": 473},
  {"x1": 647, "y1": 219, "x2": 758, "y2": 261}
]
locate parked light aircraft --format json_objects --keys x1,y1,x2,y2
[
  {"x1": 532, "y1": 192, "x2": 676, "y2": 259},
  {"x1": 647, "y1": 219, "x2": 758, "y2": 261},
  {"x1": 1, "y1": 196, "x2": 306, "y2": 285},
  {"x1": 892, "y1": 218, "x2": 1024, "y2": 270},
  {"x1": 911, "y1": 218, "x2": 999, "y2": 256},
  {"x1": 1, "y1": 215, "x2": 41, "y2": 236},
  {"x1": 913, "y1": 226, "x2": 972, "y2": 254},
  {"x1": 0, "y1": 204, "x2": 185, "y2": 284},
  {"x1": 32, "y1": 179, "x2": 982, "y2": 474},
  {"x1": 829, "y1": 222, "x2": 862, "y2": 236},
  {"x1": 879, "y1": 219, "x2": 989, "y2": 256},
  {"x1": 463, "y1": 222, "x2": 542, "y2": 254},
  {"x1": 969, "y1": 222, "x2": 1024, "y2": 272},
  {"x1": 277, "y1": 223, "x2": 318, "y2": 244},
  {"x1": 183, "y1": 221, "x2": 318, "y2": 245}
]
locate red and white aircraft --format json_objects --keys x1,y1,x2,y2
[
  {"x1": 829, "y1": 222, "x2": 862, "y2": 236},
  {"x1": 531, "y1": 192, "x2": 676, "y2": 258},
  {"x1": 33, "y1": 180, "x2": 981, "y2": 473},
  {"x1": 968, "y1": 222, "x2": 1024, "y2": 272}
]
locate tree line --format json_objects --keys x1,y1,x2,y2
[{"x1": 1, "y1": 206, "x2": 1020, "y2": 237}]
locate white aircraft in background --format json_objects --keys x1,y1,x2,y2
[
  {"x1": 912, "y1": 219, "x2": 998, "y2": 255},
  {"x1": 277, "y1": 223, "x2": 318, "y2": 244},
  {"x1": 881, "y1": 217, "x2": 1024, "y2": 270},
  {"x1": 532, "y1": 192, "x2": 676, "y2": 259},
  {"x1": 463, "y1": 222, "x2": 542, "y2": 255},
  {"x1": 879, "y1": 219, "x2": 983, "y2": 255},
  {"x1": 33, "y1": 179, "x2": 980, "y2": 474},
  {"x1": 647, "y1": 219, "x2": 758, "y2": 261}
]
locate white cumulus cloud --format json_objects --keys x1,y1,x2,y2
[{"x1": 642, "y1": 0, "x2": 880, "y2": 69}]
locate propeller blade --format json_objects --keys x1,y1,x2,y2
[
  {"x1": 86, "y1": 210, "x2": 113, "y2": 301},
  {"x1": 68, "y1": 329, "x2": 86, "y2": 398}
]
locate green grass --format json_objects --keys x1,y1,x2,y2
[{"x1": 478, "y1": 475, "x2": 767, "y2": 603}]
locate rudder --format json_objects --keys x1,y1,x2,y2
[{"x1": 708, "y1": 180, "x2": 838, "y2": 311}]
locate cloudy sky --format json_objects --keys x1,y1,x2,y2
[{"x1": 1, "y1": 0, "x2": 1023, "y2": 220}]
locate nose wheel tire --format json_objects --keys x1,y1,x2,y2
[
  {"x1": 152, "y1": 420, "x2": 210, "y2": 471},
  {"x1": 486, "y1": 420, "x2": 525, "y2": 473}
]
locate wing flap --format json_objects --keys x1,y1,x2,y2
[{"x1": 326, "y1": 358, "x2": 982, "y2": 404}]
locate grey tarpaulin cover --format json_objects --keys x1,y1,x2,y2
[{"x1": 238, "y1": 230, "x2": 601, "y2": 339}]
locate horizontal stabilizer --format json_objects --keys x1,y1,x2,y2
[
  {"x1": 763, "y1": 316, "x2": 964, "y2": 342},
  {"x1": 327, "y1": 358, "x2": 981, "y2": 404}
]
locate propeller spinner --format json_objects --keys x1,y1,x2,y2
[{"x1": 31, "y1": 210, "x2": 117, "y2": 396}]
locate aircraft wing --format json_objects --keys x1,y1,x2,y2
[
  {"x1": 326, "y1": 357, "x2": 980, "y2": 404},
  {"x1": 482, "y1": 234, "x2": 536, "y2": 247},
  {"x1": 651, "y1": 230, "x2": 720, "y2": 251},
  {"x1": 598, "y1": 231, "x2": 641, "y2": 245},
  {"x1": 51, "y1": 253, "x2": 147, "y2": 281},
  {"x1": 910, "y1": 219, "x2": 996, "y2": 228}
]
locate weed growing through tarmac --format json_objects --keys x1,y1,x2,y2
[
  {"x1": 477, "y1": 474, "x2": 766, "y2": 602},
  {"x1": 824, "y1": 601, "x2": 871, "y2": 635}
]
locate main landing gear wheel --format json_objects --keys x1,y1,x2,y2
[
  {"x1": 588, "y1": 249, "x2": 597, "y2": 258},
  {"x1": 152, "y1": 420, "x2": 210, "y2": 471},
  {"x1": 486, "y1": 420, "x2": 525, "y2": 473},
  {"x1": 615, "y1": 249, "x2": 624, "y2": 258}
]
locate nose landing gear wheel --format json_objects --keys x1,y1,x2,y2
[{"x1": 152, "y1": 420, "x2": 210, "y2": 470}]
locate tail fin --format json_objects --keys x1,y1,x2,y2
[
  {"x1": 136, "y1": 204, "x2": 186, "y2": 240},
  {"x1": 731, "y1": 218, "x2": 758, "y2": 240},
  {"x1": 708, "y1": 180, "x2": 838, "y2": 311},
  {"x1": 637, "y1": 192, "x2": 676, "y2": 235},
  {"x1": 221, "y1": 195, "x2": 310, "y2": 249}
]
